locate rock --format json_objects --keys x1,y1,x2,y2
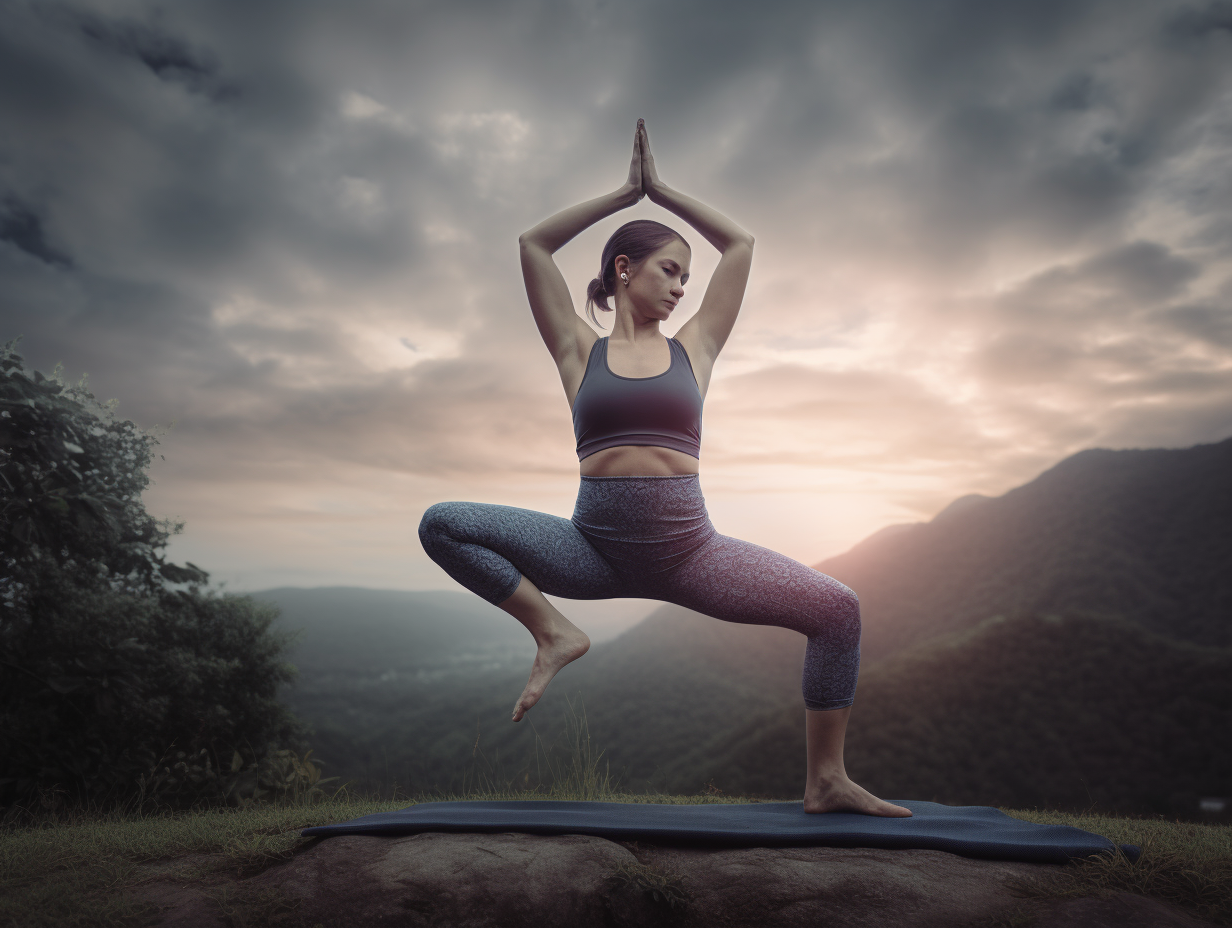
[
  {"x1": 136, "y1": 832, "x2": 1220, "y2": 928},
  {"x1": 1032, "y1": 891, "x2": 1217, "y2": 928}
]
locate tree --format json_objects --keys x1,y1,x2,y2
[{"x1": 0, "y1": 338, "x2": 323, "y2": 810}]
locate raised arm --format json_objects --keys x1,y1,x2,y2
[
  {"x1": 638, "y1": 120, "x2": 754, "y2": 361},
  {"x1": 519, "y1": 127, "x2": 643, "y2": 364}
]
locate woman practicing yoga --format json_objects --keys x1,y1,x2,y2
[{"x1": 419, "y1": 119, "x2": 911, "y2": 816}]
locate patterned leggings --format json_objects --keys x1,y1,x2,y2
[{"x1": 417, "y1": 474, "x2": 860, "y2": 710}]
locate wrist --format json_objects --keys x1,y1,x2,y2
[{"x1": 615, "y1": 182, "x2": 642, "y2": 207}]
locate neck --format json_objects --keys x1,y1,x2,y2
[{"x1": 609, "y1": 309, "x2": 663, "y2": 344}]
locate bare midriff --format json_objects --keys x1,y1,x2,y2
[{"x1": 579, "y1": 445, "x2": 700, "y2": 477}]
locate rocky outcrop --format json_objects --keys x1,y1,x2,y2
[{"x1": 136, "y1": 832, "x2": 1218, "y2": 928}]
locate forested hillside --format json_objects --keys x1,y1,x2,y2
[
  {"x1": 258, "y1": 587, "x2": 535, "y2": 679},
  {"x1": 673, "y1": 612, "x2": 1232, "y2": 816},
  {"x1": 268, "y1": 600, "x2": 804, "y2": 796},
  {"x1": 820, "y1": 437, "x2": 1232, "y2": 662}
]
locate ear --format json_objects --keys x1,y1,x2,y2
[{"x1": 614, "y1": 254, "x2": 631, "y2": 279}]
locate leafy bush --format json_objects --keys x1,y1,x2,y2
[{"x1": 0, "y1": 338, "x2": 324, "y2": 810}]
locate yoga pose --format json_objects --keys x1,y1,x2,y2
[{"x1": 419, "y1": 120, "x2": 910, "y2": 816}]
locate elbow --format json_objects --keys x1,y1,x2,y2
[{"x1": 724, "y1": 232, "x2": 753, "y2": 253}]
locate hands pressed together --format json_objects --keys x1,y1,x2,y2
[{"x1": 624, "y1": 118, "x2": 663, "y2": 205}]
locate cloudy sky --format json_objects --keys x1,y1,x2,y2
[{"x1": 4, "y1": 0, "x2": 1231, "y2": 635}]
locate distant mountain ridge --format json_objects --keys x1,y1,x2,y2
[
  {"x1": 254, "y1": 587, "x2": 535, "y2": 678},
  {"x1": 819, "y1": 437, "x2": 1232, "y2": 661}
]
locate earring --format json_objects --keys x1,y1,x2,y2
[{"x1": 621, "y1": 274, "x2": 628, "y2": 284}]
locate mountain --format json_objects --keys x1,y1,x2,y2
[
  {"x1": 819, "y1": 437, "x2": 1232, "y2": 662},
  {"x1": 673, "y1": 611, "x2": 1232, "y2": 816},
  {"x1": 263, "y1": 596, "x2": 808, "y2": 797},
  {"x1": 254, "y1": 586, "x2": 537, "y2": 680}
]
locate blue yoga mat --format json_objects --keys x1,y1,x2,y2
[{"x1": 301, "y1": 799, "x2": 1141, "y2": 865}]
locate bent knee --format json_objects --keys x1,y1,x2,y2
[
  {"x1": 418, "y1": 501, "x2": 461, "y2": 544},
  {"x1": 838, "y1": 583, "x2": 860, "y2": 619},
  {"x1": 826, "y1": 583, "x2": 862, "y2": 647}
]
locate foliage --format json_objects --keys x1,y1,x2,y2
[
  {"x1": 0, "y1": 338, "x2": 319, "y2": 810},
  {"x1": 136, "y1": 747, "x2": 338, "y2": 810},
  {"x1": 0, "y1": 338, "x2": 204, "y2": 605}
]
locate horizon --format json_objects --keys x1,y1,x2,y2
[{"x1": 220, "y1": 430, "x2": 1232, "y2": 644}]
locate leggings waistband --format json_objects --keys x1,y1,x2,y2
[
  {"x1": 579, "y1": 473, "x2": 701, "y2": 481},
  {"x1": 571, "y1": 472, "x2": 714, "y2": 576}
]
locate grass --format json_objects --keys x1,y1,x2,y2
[
  {"x1": 4, "y1": 703, "x2": 1230, "y2": 927},
  {"x1": 997, "y1": 808, "x2": 1232, "y2": 926}
]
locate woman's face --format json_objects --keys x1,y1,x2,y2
[{"x1": 617, "y1": 240, "x2": 691, "y2": 320}]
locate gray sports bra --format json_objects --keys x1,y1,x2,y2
[{"x1": 572, "y1": 336, "x2": 703, "y2": 461}]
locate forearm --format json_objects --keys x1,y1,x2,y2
[
  {"x1": 647, "y1": 183, "x2": 753, "y2": 253},
  {"x1": 519, "y1": 184, "x2": 640, "y2": 254}
]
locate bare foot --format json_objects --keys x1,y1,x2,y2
[
  {"x1": 511, "y1": 625, "x2": 591, "y2": 722},
  {"x1": 804, "y1": 775, "x2": 913, "y2": 816}
]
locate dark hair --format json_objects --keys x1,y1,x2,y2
[{"x1": 585, "y1": 220, "x2": 690, "y2": 328}]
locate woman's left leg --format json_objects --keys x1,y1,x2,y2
[
  {"x1": 653, "y1": 531, "x2": 911, "y2": 816},
  {"x1": 651, "y1": 530, "x2": 861, "y2": 711}
]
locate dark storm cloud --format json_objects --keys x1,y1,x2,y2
[
  {"x1": 1158, "y1": 303, "x2": 1232, "y2": 347},
  {"x1": 993, "y1": 241, "x2": 1201, "y2": 324},
  {"x1": 0, "y1": 197, "x2": 72, "y2": 268},
  {"x1": 632, "y1": 0, "x2": 1232, "y2": 271},
  {"x1": 70, "y1": 6, "x2": 236, "y2": 101}
]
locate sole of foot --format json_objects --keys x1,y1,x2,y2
[
  {"x1": 804, "y1": 778, "x2": 913, "y2": 816},
  {"x1": 511, "y1": 628, "x2": 591, "y2": 722}
]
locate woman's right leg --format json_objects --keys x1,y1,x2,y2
[{"x1": 418, "y1": 500, "x2": 627, "y2": 720}]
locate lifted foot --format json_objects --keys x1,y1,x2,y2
[{"x1": 511, "y1": 628, "x2": 590, "y2": 722}]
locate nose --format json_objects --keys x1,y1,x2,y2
[{"x1": 671, "y1": 281, "x2": 685, "y2": 296}]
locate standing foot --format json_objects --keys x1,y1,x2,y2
[
  {"x1": 511, "y1": 626, "x2": 590, "y2": 722},
  {"x1": 804, "y1": 775, "x2": 913, "y2": 816}
]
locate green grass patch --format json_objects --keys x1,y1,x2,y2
[{"x1": 998, "y1": 808, "x2": 1232, "y2": 925}]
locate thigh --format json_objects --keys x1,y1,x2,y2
[
  {"x1": 654, "y1": 531, "x2": 861, "y2": 646},
  {"x1": 420, "y1": 501, "x2": 629, "y2": 601}
]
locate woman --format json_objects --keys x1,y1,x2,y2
[{"x1": 419, "y1": 120, "x2": 910, "y2": 816}]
